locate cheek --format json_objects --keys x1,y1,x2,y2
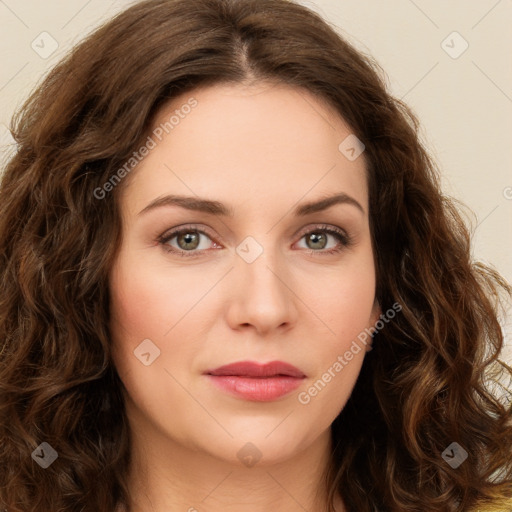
[
  {"x1": 108, "y1": 252, "x2": 171, "y2": 380},
  {"x1": 108, "y1": 254, "x2": 189, "y2": 420},
  {"x1": 311, "y1": 257, "x2": 376, "y2": 347},
  {"x1": 297, "y1": 266, "x2": 375, "y2": 417},
  {"x1": 109, "y1": 275, "x2": 158, "y2": 351},
  {"x1": 108, "y1": 249, "x2": 213, "y2": 388},
  {"x1": 109, "y1": 250, "x2": 205, "y2": 342}
]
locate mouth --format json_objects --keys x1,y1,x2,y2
[{"x1": 204, "y1": 360, "x2": 306, "y2": 401}]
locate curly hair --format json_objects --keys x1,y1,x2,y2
[{"x1": 1, "y1": 0, "x2": 511, "y2": 510}]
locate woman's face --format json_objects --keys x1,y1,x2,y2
[{"x1": 109, "y1": 81, "x2": 380, "y2": 467}]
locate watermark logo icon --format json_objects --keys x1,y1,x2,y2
[
  {"x1": 237, "y1": 442, "x2": 262, "y2": 467},
  {"x1": 441, "y1": 31, "x2": 469, "y2": 59},
  {"x1": 338, "y1": 134, "x2": 365, "y2": 161},
  {"x1": 442, "y1": 442, "x2": 468, "y2": 468},
  {"x1": 31, "y1": 32, "x2": 59, "y2": 59},
  {"x1": 31, "y1": 442, "x2": 58, "y2": 469},
  {"x1": 134, "y1": 338, "x2": 161, "y2": 366},
  {"x1": 236, "y1": 236, "x2": 264, "y2": 264}
]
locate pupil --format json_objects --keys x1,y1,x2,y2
[
  {"x1": 309, "y1": 232, "x2": 326, "y2": 249},
  {"x1": 180, "y1": 232, "x2": 198, "y2": 249}
]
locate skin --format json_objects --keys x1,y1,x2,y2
[{"x1": 109, "y1": 81, "x2": 381, "y2": 512}]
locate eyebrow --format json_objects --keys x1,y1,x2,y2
[{"x1": 138, "y1": 192, "x2": 365, "y2": 217}]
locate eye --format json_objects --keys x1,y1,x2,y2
[
  {"x1": 295, "y1": 224, "x2": 352, "y2": 256},
  {"x1": 158, "y1": 224, "x2": 219, "y2": 258},
  {"x1": 158, "y1": 224, "x2": 352, "y2": 258}
]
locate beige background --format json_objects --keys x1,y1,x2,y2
[{"x1": 0, "y1": 0, "x2": 511, "y2": 357}]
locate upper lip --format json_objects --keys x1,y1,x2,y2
[{"x1": 205, "y1": 360, "x2": 306, "y2": 378}]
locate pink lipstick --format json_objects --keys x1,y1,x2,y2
[{"x1": 205, "y1": 360, "x2": 306, "y2": 401}]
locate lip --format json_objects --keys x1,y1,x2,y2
[{"x1": 205, "y1": 360, "x2": 306, "y2": 401}]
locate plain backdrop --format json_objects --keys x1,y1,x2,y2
[{"x1": 0, "y1": 0, "x2": 511, "y2": 358}]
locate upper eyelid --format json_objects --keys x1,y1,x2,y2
[{"x1": 159, "y1": 224, "x2": 215, "y2": 241}]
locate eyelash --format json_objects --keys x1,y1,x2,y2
[{"x1": 157, "y1": 223, "x2": 352, "y2": 259}]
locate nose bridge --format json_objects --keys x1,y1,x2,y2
[
  {"x1": 236, "y1": 233, "x2": 287, "y2": 295},
  {"x1": 229, "y1": 231, "x2": 297, "y2": 331}
]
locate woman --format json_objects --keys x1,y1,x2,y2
[{"x1": 0, "y1": 0, "x2": 511, "y2": 510}]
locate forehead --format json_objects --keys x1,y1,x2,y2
[{"x1": 120, "y1": 82, "x2": 368, "y2": 218}]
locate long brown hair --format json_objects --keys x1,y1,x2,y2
[{"x1": 1, "y1": 0, "x2": 511, "y2": 510}]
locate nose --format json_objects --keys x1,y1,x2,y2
[{"x1": 224, "y1": 240, "x2": 299, "y2": 336}]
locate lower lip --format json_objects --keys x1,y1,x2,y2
[{"x1": 206, "y1": 375, "x2": 304, "y2": 401}]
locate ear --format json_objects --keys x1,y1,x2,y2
[{"x1": 365, "y1": 299, "x2": 381, "y2": 352}]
